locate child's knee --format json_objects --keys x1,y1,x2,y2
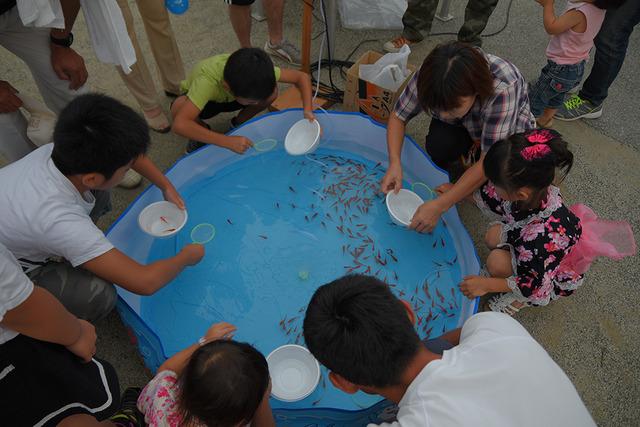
[
  {"x1": 484, "y1": 224, "x2": 503, "y2": 249},
  {"x1": 486, "y1": 249, "x2": 513, "y2": 278}
]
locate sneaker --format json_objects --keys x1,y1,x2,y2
[
  {"x1": 118, "y1": 169, "x2": 143, "y2": 189},
  {"x1": 109, "y1": 387, "x2": 144, "y2": 427},
  {"x1": 264, "y1": 39, "x2": 301, "y2": 66},
  {"x1": 554, "y1": 94, "x2": 603, "y2": 121},
  {"x1": 383, "y1": 36, "x2": 421, "y2": 53},
  {"x1": 185, "y1": 140, "x2": 206, "y2": 154}
]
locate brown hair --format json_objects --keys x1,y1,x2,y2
[{"x1": 417, "y1": 42, "x2": 494, "y2": 114}]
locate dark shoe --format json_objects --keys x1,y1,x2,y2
[
  {"x1": 109, "y1": 387, "x2": 144, "y2": 427},
  {"x1": 186, "y1": 140, "x2": 206, "y2": 154},
  {"x1": 554, "y1": 94, "x2": 603, "y2": 121}
]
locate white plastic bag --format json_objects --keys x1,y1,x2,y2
[
  {"x1": 359, "y1": 45, "x2": 411, "y2": 91},
  {"x1": 17, "y1": 93, "x2": 56, "y2": 147},
  {"x1": 338, "y1": 0, "x2": 407, "y2": 30}
]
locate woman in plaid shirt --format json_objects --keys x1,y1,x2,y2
[{"x1": 380, "y1": 42, "x2": 535, "y2": 233}]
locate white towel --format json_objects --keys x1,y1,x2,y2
[
  {"x1": 17, "y1": 0, "x2": 64, "y2": 28},
  {"x1": 16, "y1": 0, "x2": 136, "y2": 73},
  {"x1": 80, "y1": 0, "x2": 136, "y2": 73}
]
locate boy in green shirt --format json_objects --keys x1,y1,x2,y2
[{"x1": 171, "y1": 48, "x2": 315, "y2": 153}]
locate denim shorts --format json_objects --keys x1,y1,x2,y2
[{"x1": 528, "y1": 60, "x2": 586, "y2": 117}]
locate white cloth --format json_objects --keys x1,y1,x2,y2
[
  {"x1": 0, "y1": 144, "x2": 114, "y2": 272},
  {"x1": 369, "y1": 313, "x2": 595, "y2": 427},
  {"x1": 16, "y1": 0, "x2": 64, "y2": 29},
  {"x1": 15, "y1": 0, "x2": 136, "y2": 72},
  {"x1": 0, "y1": 243, "x2": 34, "y2": 345},
  {"x1": 80, "y1": 0, "x2": 136, "y2": 73}
]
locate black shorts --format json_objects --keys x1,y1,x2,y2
[
  {"x1": 199, "y1": 100, "x2": 244, "y2": 120},
  {"x1": 224, "y1": 0, "x2": 255, "y2": 5},
  {"x1": 0, "y1": 335, "x2": 120, "y2": 426}
]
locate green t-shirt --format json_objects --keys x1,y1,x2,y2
[{"x1": 180, "y1": 53, "x2": 282, "y2": 111}]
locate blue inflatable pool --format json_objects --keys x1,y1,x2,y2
[{"x1": 107, "y1": 109, "x2": 479, "y2": 426}]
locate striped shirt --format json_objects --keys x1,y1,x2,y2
[{"x1": 394, "y1": 51, "x2": 535, "y2": 152}]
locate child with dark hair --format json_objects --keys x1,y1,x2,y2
[
  {"x1": 171, "y1": 47, "x2": 315, "y2": 154},
  {"x1": 460, "y1": 129, "x2": 635, "y2": 314},
  {"x1": 303, "y1": 274, "x2": 597, "y2": 426},
  {"x1": 0, "y1": 93, "x2": 204, "y2": 322},
  {"x1": 529, "y1": 0, "x2": 626, "y2": 127},
  {"x1": 137, "y1": 322, "x2": 275, "y2": 427},
  {"x1": 381, "y1": 41, "x2": 535, "y2": 234}
]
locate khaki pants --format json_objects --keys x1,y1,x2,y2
[
  {"x1": 116, "y1": 0, "x2": 185, "y2": 111},
  {"x1": 0, "y1": 6, "x2": 86, "y2": 163}
]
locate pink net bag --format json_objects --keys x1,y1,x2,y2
[{"x1": 560, "y1": 204, "x2": 637, "y2": 275}]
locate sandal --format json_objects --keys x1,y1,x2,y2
[
  {"x1": 143, "y1": 108, "x2": 171, "y2": 134},
  {"x1": 487, "y1": 293, "x2": 529, "y2": 316},
  {"x1": 383, "y1": 36, "x2": 421, "y2": 53}
]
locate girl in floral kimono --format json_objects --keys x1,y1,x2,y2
[{"x1": 459, "y1": 129, "x2": 635, "y2": 315}]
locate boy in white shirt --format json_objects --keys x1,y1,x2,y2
[
  {"x1": 303, "y1": 274, "x2": 596, "y2": 427},
  {"x1": 0, "y1": 93, "x2": 204, "y2": 321}
]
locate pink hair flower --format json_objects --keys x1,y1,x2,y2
[
  {"x1": 521, "y1": 144, "x2": 551, "y2": 161},
  {"x1": 526, "y1": 129, "x2": 556, "y2": 144}
]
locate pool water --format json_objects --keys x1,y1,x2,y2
[{"x1": 142, "y1": 144, "x2": 464, "y2": 411}]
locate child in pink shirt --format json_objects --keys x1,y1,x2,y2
[
  {"x1": 137, "y1": 322, "x2": 275, "y2": 427},
  {"x1": 529, "y1": 0, "x2": 624, "y2": 127}
]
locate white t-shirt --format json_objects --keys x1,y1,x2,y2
[
  {"x1": 0, "y1": 243, "x2": 34, "y2": 345},
  {"x1": 370, "y1": 313, "x2": 595, "y2": 427},
  {"x1": 0, "y1": 144, "x2": 113, "y2": 272}
]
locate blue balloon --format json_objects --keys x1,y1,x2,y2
[{"x1": 165, "y1": 0, "x2": 188, "y2": 15}]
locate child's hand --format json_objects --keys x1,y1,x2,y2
[
  {"x1": 204, "y1": 322, "x2": 237, "y2": 342},
  {"x1": 435, "y1": 183, "x2": 454, "y2": 196},
  {"x1": 459, "y1": 275, "x2": 490, "y2": 299},
  {"x1": 535, "y1": 0, "x2": 554, "y2": 7},
  {"x1": 163, "y1": 185, "x2": 186, "y2": 210},
  {"x1": 66, "y1": 319, "x2": 97, "y2": 363},
  {"x1": 180, "y1": 243, "x2": 205, "y2": 266},
  {"x1": 227, "y1": 135, "x2": 253, "y2": 154},
  {"x1": 304, "y1": 110, "x2": 316, "y2": 123}
]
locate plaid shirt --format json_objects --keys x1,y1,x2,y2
[{"x1": 394, "y1": 51, "x2": 536, "y2": 152}]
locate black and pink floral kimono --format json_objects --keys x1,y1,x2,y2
[{"x1": 474, "y1": 182, "x2": 584, "y2": 306}]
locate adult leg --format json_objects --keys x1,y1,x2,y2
[
  {"x1": 228, "y1": 2, "x2": 253, "y2": 48},
  {"x1": 28, "y1": 263, "x2": 117, "y2": 322},
  {"x1": 402, "y1": 0, "x2": 439, "y2": 42},
  {"x1": 579, "y1": 0, "x2": 640, "y2": 106},
  {"x1": 0, "y1": 111, "x2": 35, "y2": 162},
  {"x1": 457, "y1": 0, "x2": 499, "y2": 47},
  {"x1": 424, "y1": 118, "x2": 474, "y2": 170},
  {"x1": 262, "y1": 0, "x2": 300, "y2": 64},
  {"x1": 263, "y1": 0, "x2": 283, "y2": 45},
  {"x1": 0, "y1": 7, "x2": 85, "y2": 114},
  {"x1": 135, "y1": 0, "x2": 185, "y2": 95},
  {"x1": 114, "y1": 0, "x2": 161, "y2": 113}
]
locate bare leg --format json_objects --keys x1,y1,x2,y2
[
  {"x1": 486, "y1": 248, "x2": 513, "y2": 278},
  {"x1": 485, "y1": 249, "x2": 524, "y2": 310},
  {"x1": 263, "y1": 0, "x2": 284, "y2": 45},
  {"x1": 484, "y1": 224, "x2": 503, "y2": 249},
  {"x1": 537, "y1": 108, "x2": 557, "y2": 127},
  {"x1": 229, "y1": 5, "x2": 252, "y2": 48}
]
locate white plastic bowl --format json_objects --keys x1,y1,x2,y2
[
  {"x1": 284, "y1": 119, "x2": 321, "y2": 156},
  {"x1": 386, "y1": 189, "x2": 423, "y2": 227},
  {"x1": 266, "y1": 344, "x2": 321, "y2": 402},
  {"x1": 138, "y1": 201, "x2": 188, "y2": 238}
]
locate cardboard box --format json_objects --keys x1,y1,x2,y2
[{"x1": 343, "y1": 51, "x2": 416, "y2": 124}]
